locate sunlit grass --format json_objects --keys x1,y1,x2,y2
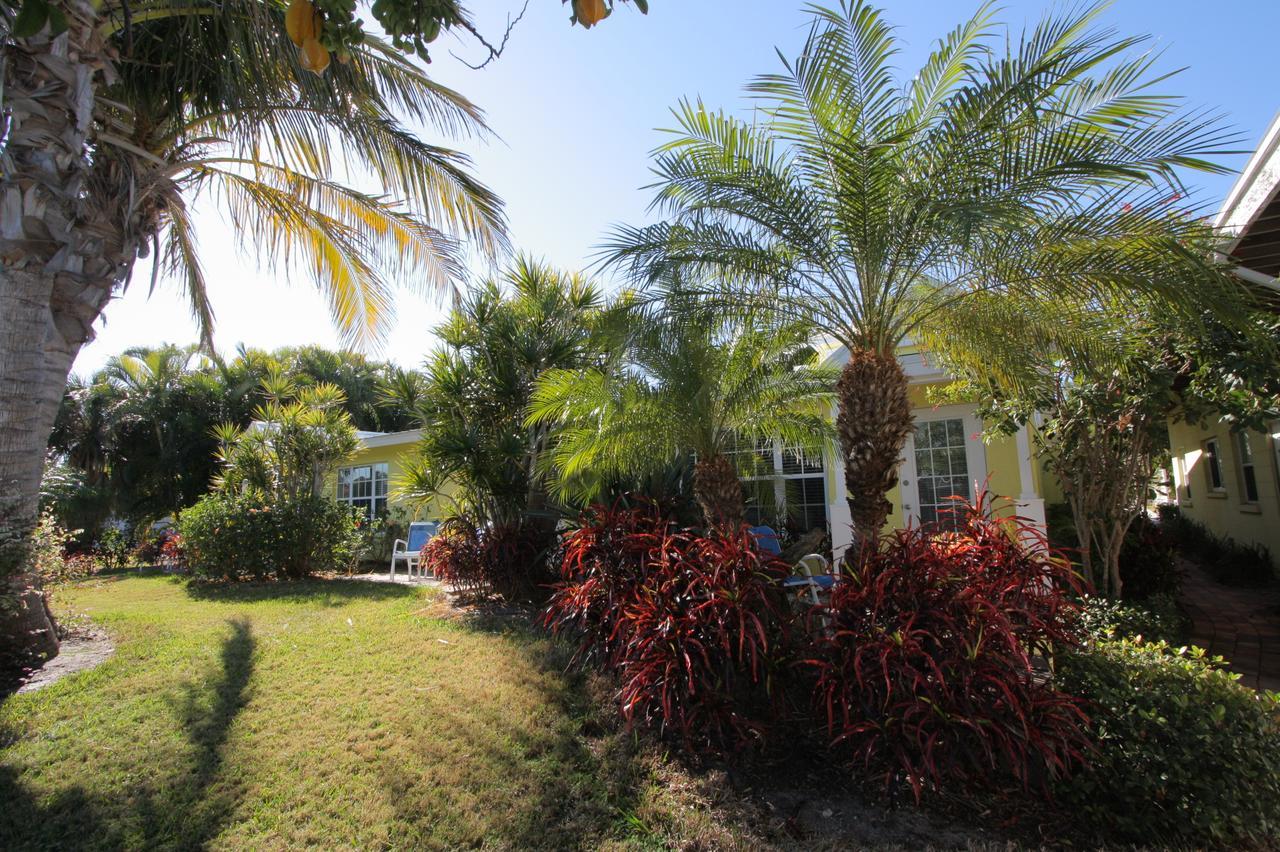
[{"x1": 0, "y1": 575, "x2": 751, "y2": 851}]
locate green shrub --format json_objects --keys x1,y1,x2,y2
[
  {"x1": 180, "y1": 492, "x2": 360, "y2": 581},
  {"x1": 1117, "y1": 514, "x2": 1179, "y2": 598},
  {"x1": 1045, "y1": 504, "x2": 1179, "y2": 599},
  {"x1": 1158, "y1": 504, "x2": 1274, "y2": 586},
  {"x1": 1055, "y1": 639, "x2": 1280, "y2": 847},
  {"x1": 1077, "y1": 593, "x2": 1187, "y2": 645}
]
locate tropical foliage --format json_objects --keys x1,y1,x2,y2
[
  {"x1": 212, "y1": 378, "x2": 359, "y2": 503},
  {"x1": 544, "y1": 501, "x2": 791, "y2": 752},
  {"x1": 45, "y1": 345, "x2": 420, "y2": 543},
  {"x1": 0, "y1": 0, "x2": 507, "y2": 598},
  {"x1": 605, "y1": 0, "x2": 1245, "y2": 549},
  {"x1": 421, "y1": 517, "x2": 553, "y2": 600},
  {"x1": 944, "y1": 298, "x2": 1279, "y2": 596},
  {"x1": 529, "y1": 293, "x2": 837, "y2": 527},
  {"x1": 179, "y1": 491, "x2": 361, "y2": 580},
  {"x1": 808, "y1": 495, "x2": 1089, "y2": 799},
  {"x1": 395, "y1": 258, "x2": 625, "y2": 527}
]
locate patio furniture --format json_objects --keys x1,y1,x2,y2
[
  {"x1": 749, "y1": 524, "x2": 782, "y2": 556},
  {"x1": 390, "y1": 521, "x2": 438, "y2": 579},
  {"x1": 781, "y1": 552, "x2": 836, "y2": 606}
]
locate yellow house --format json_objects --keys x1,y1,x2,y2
[
  {"x1": 1168, "y1": 112, "x2": 1280, "y2": 568},
  {"x1": 335, "y1": 429, "x2": 424, "y2": 520},
  {"x1": 340, "y1": 355, "x2": 1059, "y2": 563}
]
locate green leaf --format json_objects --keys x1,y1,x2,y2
[
  {"x1": 46, "y1": 4, "x2": 67, "y2": 35},
  {"x1": 633, "y1": 0, "x2": 649, "y2": 13},
  {"x1": 12, "y1": 0, "x2": 49, "y2": 38}
]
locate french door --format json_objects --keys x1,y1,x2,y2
[{"x1": 900, "y1": 407, "x2": 986, "y2": 530}]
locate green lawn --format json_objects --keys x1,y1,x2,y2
[{"x1": 0, "y1": 575, "x2": 751, "y2": 851}]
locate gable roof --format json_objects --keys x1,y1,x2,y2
[{"x1": 356, "y1": 429, "x2": 422, "y2": 449}]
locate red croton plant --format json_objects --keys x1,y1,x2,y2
[
  {"x1": 808, "y1": 493, "x2": 1092, "y2": 799},
  {"x1": 423, "y1": 518, "x2": 553, "y2": 601},
  {"x1": 543, "y1": 501, "x2": 791, "y2": 753}
]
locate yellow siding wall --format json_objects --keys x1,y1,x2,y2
[{"x1": 1169, "y1": 418, "x2": 1280, "y2": 567}]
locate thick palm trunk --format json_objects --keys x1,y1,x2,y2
[
  {"x1": 0, "y1": 6, "x2": 124, "y2": 667},
  {"x1": 835, "y1": 349, "x2": 914, "y2": 550},
  {"x1": 693, "y1": 454, "x2": 744, "y2": 529}
]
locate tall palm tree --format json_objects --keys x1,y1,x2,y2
[
  {"x1": 605, "y1": 1, "x2": 1243, "y2": 547},
  {"x1": 0, "y1": 0, "x2": 506, "y2": 579},
  {"x1": 528, "y1": 298, "x2": 837, "y2": 527}
]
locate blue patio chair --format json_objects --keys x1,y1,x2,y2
[
  {"x1": 390, "y1": 521, "x2": 438, "y2": 580},
  {"x1": 749, "y1": 524, "x2": 782, "y2": 556}
]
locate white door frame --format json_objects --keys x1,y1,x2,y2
[{"x1": 899, "y1": 404, "x2": 987, "y2": 526}]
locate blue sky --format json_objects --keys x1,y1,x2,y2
[{"x1": 74, "y1": 0, "x2": 1280, "y2": 374}]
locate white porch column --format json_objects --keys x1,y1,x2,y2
[
  {"x1": 828, "y1": 479, "x2": 854, "y2": 565},
  {"x1": 1014, "y1": 422, "x2": 1047, "y2": 536}
]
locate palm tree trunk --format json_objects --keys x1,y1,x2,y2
[
  {"x1": 0, "y1": 5, "x2": 122, "y2": 665},
  {"x1": 693, "y1": 454, "x2": 744, "y2": 529},
  {"x1": 835, "y1": 349, "x2": 915, "y2": 550}
]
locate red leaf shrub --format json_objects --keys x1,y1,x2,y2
[
  {"x1": 544, "y1": 501, "x2": 791, "y2": 753},
  {"x1": 158, "y1": 531, "x2": 184, "y2": 572},
  {"x1": 423, "y1": 517, "x2": 553, "y2": 600},
  {"x1": 808, "y1": 495, "x2": 1091, "y2": 799}
]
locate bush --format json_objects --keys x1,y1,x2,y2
[
  {"x1": 1117, "y1": 514, "x2": 1179, "y2": 598},
  {"x1": 1046, "y1": 504, "x2": 1179, "y2": 599},
  {"x1": 1055, "y1": 638, "x2": 1280, "y2": 847},
  {"x1": 423, "y1": 517, "x2": 554, "y2": 600},
  {"x1": 1158, "y1": 504, "x2": 1274, "y2": 586},
  {"x1": 94, "y1": 527, "x2": 132, "y2": 572},
  {"x1": 544, "y1": 501, "x2": 791, "y2": 753},
  {"x1": 1077, "y1": 592, "x2": 1187, "y2": 645},
  {"x1": 807, "y1": 498, "x2": 1090, "y2": 799},
  {"x1": 179, "y1": 492, "x2": 360, "y2": 581}
]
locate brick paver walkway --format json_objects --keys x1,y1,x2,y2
[{"x1": 1179, "y1": 559, "x2": 1280, "y2": 692}]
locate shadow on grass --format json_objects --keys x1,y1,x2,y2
[
  {"x1": 373, "y1": 613, "x2": 658, "y2": 850},
  {"x1": 184, "y1": 576, "x2": 418, "y2": 607},
  {"x1": 0, "y1": 619, "x2": 255, "y2": 851}
]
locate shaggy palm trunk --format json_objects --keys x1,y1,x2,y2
[
  {"x1": 693, "y1": 454, "x2": 744, "y2": 529},
  {"x1": 0, "y1": 7, "x2": 131, "y2": 666},
  {"x1": 835, "y1": 349, "x2": 914, "y2": 551}
]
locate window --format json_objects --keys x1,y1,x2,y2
[
  {"x1": 1273, "y1": 423, "x2": 1280, "y2": 500},
  {"x1": 1237, "y1": 432, "x2": 1259, "y2": 504},
  {"x1": 337, "y1": 463, "x2": 389, "y2": 518},
  {"x1": 729, "y1": 436, "x2": 828, "y2": 535},
  {"x1": 913, "y1": 417, "x2": 972, "y2": 531},
  {"x1": 1175, "y1": 454, "x2": 1192, "y2": 502},
  {"x1": 1202, "y1": 438, "x2": 1226, "y2": 493}
]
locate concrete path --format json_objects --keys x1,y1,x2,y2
[
  {"x1": 349, "y1": 572, "x2": 444, "y2": 589},
  {"x1": 1179, "y1": 560, "x2": 1280, "y2": 692}
]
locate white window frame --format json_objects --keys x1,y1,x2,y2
[
  {"x1": 1202, "y1": 438, "x2": 1227, "y2": 495},
  {"x1": 337, "y1": 462, "x2": 390, "y2": 518},
  {"x1": 1272, "y1": 422, "x2": 1280, "y2": 501},
  {"x1": 729, "y1": 436, "x2": 827, "y2": 533},
  {"x1": 1237, "y1": 431, "x2": 1260, "y2": 505},
  {"x1": 1174, "y1": 453, "x2": 1193, "y2": 504},
  {"x1": 899, "y1": 404, "x2": 987, "y2": 528}
]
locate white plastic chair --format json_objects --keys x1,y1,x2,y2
[{"x1": 390, "y1": 521, "x2": 437, "y2": 579}]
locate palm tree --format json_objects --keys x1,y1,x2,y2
[
  {"x1": 605, "y1": 1, "x2": 1242, "y2": 547},
  {"x1": 396, "y1": 257, "x2": 623, "y2": 527},
  {"x1": 0, "y1": 0, "x2": 506, "y2": 579},
  {"x1": 528, "y1": 296, "x2": 837, "y2": 527}
]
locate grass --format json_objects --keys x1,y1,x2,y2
[{"x1": 0, "y1": 575, "x2": 761, "y2": 851}]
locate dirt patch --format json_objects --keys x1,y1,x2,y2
[{"x1": 15, "y1": 626, "x2": 114, "y2": 695}]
